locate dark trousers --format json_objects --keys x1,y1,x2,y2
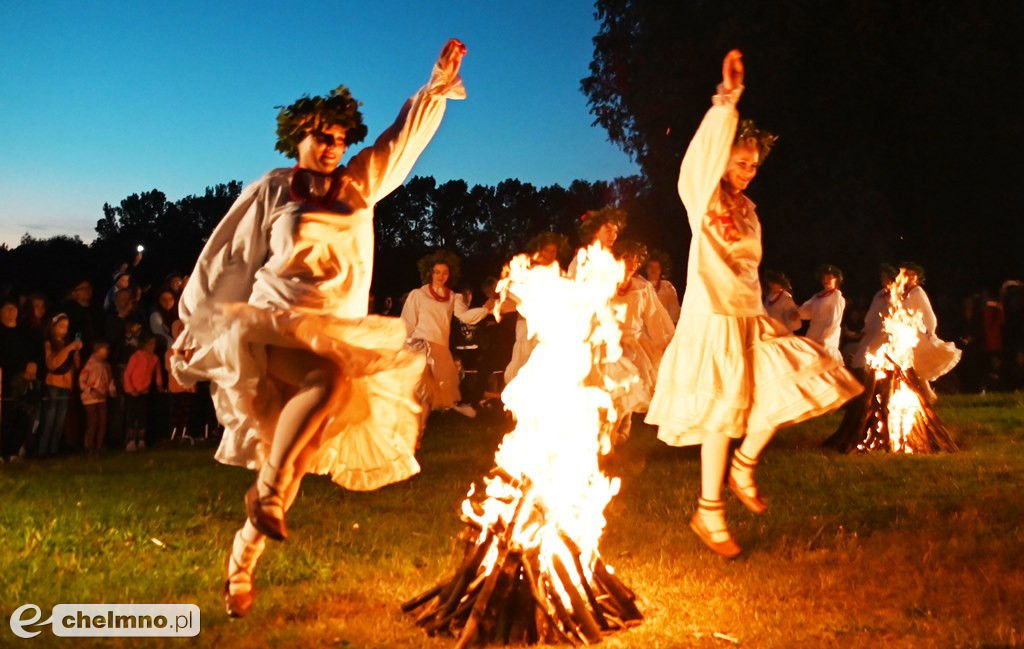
[{"x1": 83, "y1": 402, "x2": 108, "y2": 451}]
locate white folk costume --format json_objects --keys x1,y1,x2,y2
[
  {"x1": 401, "y1": 286, "x2": 490, "y2": 410},
  {"x1": 851, "y1": 287, "x2": 890, "y2": 370},
  {"x1": 171, "y1": 62, "x2": 465, "y2": 492},
  {"x1": 651, "y1": 278, "x2": 682, "y2": 324},
  {"x1": 764, "y1": 288, "x2": 800, "y2": 333},
  {"x1": 903, "y1": 285, "x2": 961, "y2": 381},
  {"x1": 504, "y1": 316, "x2": 534, "y2": 385},
  {"x1": 645, "y1": 84, "x2": 861, "y2": 447},
  {"x1": 798, "y1": 288, "x2": 846, "y2": 363},
  {"x1": 611, "y1": 275, "x2": 675, "y2": 413}
]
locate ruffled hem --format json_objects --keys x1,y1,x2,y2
[
  {"x1": 913, "y1": 335, "x2": 962, "y2": 382},
  {"x1": 171, "y1": 303, "x2": 425, "y2": 491},
  {"x1": 646, "y1": 313, "x2": 862, "y2": 446}
]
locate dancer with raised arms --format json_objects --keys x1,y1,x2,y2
[
  {"x1": 171, "y1": 39, "x2": 468, "y2": 616},
  {"x1": 645, "y1": 50, "x2": 861, "y2": 558}
]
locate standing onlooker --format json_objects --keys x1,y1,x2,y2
[
  {"x1": 62, "y1": 279, "x2": 104, "y2": 353},
  {"x1": 166, "y1": 320, "x2": 196, "y2": 439},
  {"x1": 38, "y1": 314, "x2": 82, "y2": 456},
  {"x1": 149, "y1": 289, "x2": 178, "y2": 351},
  {"x1": 79, "y1": 340, "x2": 117, "y2": 453},
  {"x1": 104, "y1": 271, "x2": 132, "y2": 314},
  {"x1": 981, "y1": 289, "x2": 1006, "y2": 387},
  {"x1": 1, "y1": 298, "x2": 30, "y2": 458},
  {"x1": 123, "y1": 335, "x2": 163, "y2": 451},
  {"x1": 19, "y1": 293, "x2": 48, "y2": 369},
  {"x1": 4, "y1": 362, "x2": 43, "y2": 461},
  {"x1": 104, "y1": 288, "x2": 141, "y2": 445}
]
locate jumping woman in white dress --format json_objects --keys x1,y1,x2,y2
[
  {"x1": 645, "y1": 50, "x2": 861, "y2": 558},
  {"x1": 171, "y1": 39, "x2": 467, "y2": 616}
]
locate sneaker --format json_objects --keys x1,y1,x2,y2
[
  {"x1": 126, "y1": 441, "x2": 137, "y2": 452},
  {"x1": 452, "y1": 404, "x2": 478, "y2": 419}
]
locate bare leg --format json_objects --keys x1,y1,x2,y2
[{"x1": 692, "y1": 430, "x2": 738, "y2": 555}]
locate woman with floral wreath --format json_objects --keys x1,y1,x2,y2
[
  {"x1": 171, "y1": 39, "x2": 467, "y2": 617},
  {"x1": 645, "y1": 50, "x2": 861, "y2": 558},
  {"x1": 608, "y1": 240, "x2": 675, "y2": 445},
  {"x1": 643, "y1": 249, "x2": 681, "y2": 324},
  {"x1": 402, "y1": 250, "x2": 493, "y2": 424},
  {"x1": 567, "y1": 206, "x2": 626, "y2": 277}
]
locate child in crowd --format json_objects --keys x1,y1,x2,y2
[
  {"x1": 123, "y1": 335, "x2": 163, "y2": 451},
  {"x1": 79, "y1": 340, "x2": 117, "y2": 452}
]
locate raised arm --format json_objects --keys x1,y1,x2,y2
[
  {"x1": 677, "y1": 50, "x2": 744, "y2": 227},
  {"x1": 346, "y1": 39, "x2": 467, "y2": 205}
]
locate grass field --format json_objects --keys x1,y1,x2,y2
[{"x1": 1, "y1": 393, "x2": 1023, "y2": 648}]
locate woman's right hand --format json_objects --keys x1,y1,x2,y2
[
  {"x1": 722, "y1": 49, "x2": 744, "y2": 92},
  {"x1": 70, "y1": 339, "x2": 84, "y2": 351}
]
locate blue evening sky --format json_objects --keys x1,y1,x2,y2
[{"x1": 0, "y1": 1, "x2": 637, "y2": 247}]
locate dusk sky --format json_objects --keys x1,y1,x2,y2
[{"x1": 0, "y1": 1, "x2": 638, "y2": 247}]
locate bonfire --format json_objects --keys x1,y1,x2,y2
[
  {"x1": 826, "y1": 270, "x2": 957, "y2": 454},
  {"x1": 403, "y1": 245, "x2": 643, "y2": 646}
]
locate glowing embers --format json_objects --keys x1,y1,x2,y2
[
  {"x1": 826, "y1": 271, "x2": 957, "y2": 454},
  {"x1": 403, "y1": 245, "x2": 643, "y2": 645}
]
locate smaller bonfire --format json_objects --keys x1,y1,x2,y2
[
  {"x1": 826, "y1": 271, "x2": 957, "y2": 454},
  {"x1": 402, "y1": 245, "x2": 643, "y2": 646}
]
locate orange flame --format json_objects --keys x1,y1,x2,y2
[{"x1": 460, "y1": 243, "x2": 627, "y2": 607}]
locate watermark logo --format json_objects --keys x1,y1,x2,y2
[{"x1": 10, "y1": 603, "x2": 200, "y2": 638}]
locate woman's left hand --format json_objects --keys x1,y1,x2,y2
[{"x1": 438, "y1": 38, "x2": 467, "y2": 80}]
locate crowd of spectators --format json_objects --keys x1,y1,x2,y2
[
  {"x1": 0, "y1": 259, "x2": 218, "y2": 463},
  {"x1": 2, "y1": 249, "x2": 1021, "y2": 465}
]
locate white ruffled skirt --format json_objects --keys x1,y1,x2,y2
[
  {"x1": 646, "y1": 312, "x2": 863, "y2": 446},
  {"x1": 171, "y1": 303, "x2": 425, "y2": 491}
]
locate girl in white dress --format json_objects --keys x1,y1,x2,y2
[
  {"x1": 645, "y1": 50, "x2": 861, "y2": 558},
  {"x1": 567, "y1": 207, "x2": 625, "y2": 277},
  {"x1": 504, "y1": 232, "x2": 567, "y2": 385},
  {"x1": 899, "y1": 262, "x2": 961, "y2": 394},
  {"x1": 608, "y1": 241, "x2": 675, "y2": 445},
  {"x1": 850, "y1": 264, "x2": 896, "y2": 374},
  {"x1": 798, "y1": 264, "x2": 847, "y2": 363},
  {"x1": 402, "y1": 250, "x2": 493, "y2": 423},
  {"x1": 763, "y1": 270, "x2": 800, "y2": 333},
  {"x1": 643, "y1": 250, "x2": 681, "y2": 324},
  {"x1": 171, "y1": 40, "x2": 467, "y2": 617}
]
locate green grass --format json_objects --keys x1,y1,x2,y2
[{"x1": 2, "y1": 393, "x2": 1023, "y2": 648}]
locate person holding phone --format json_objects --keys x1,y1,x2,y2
[{"x1": 38, "y1": 314, "x2": 82, "y2": 456}]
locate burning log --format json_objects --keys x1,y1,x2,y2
[{"x1": 403, "y1": 245, "x2": 644, "y2": 645}]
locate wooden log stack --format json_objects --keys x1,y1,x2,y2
[
  {"x1": 402, "y1": 475, "x2": 642, "y2": 646},
  {"x1": 825, "y1": 363, "x2": 957, "y2": 454}
]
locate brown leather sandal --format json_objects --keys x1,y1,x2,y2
[
  {"x1": 223, "y1": 532, "x2": 264, "y2": 618},
  {"x1": 245, "y1": 481, "x2": 288, "y2": 541},
  {"x1": 690, "y1": 498, "x2": 741, "y2": 559},
  {"x1": 728, "y1": 450, "x2": 768, "y2": 514}
]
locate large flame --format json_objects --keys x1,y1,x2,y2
[
  {"x1": 460, "y1": 243, "x2": 627, "y2": 607},
  {"x1": 863, "y1": 270, "x2": 926, "y2": 453}
]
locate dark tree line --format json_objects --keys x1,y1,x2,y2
[
  {"x1": 582, "y1": 0, "x2": 1024, "y2": 300},
  {"x1": 0, "y1": 176, "x2": 644, "y2": 303}
]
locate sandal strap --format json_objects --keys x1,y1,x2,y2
[
  {"x1": 731, "y1": 450, "x2": 758, "y2": 470},
  {"x1": 697, "y1": 497, "x2": 726, "y2": 511}
]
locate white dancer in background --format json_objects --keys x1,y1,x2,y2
[{"x1": 798, "y1": 264, "x2": 847, "y2": 363}]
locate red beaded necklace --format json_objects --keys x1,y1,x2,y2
[
  {"x1": 427, "y1": 284, "x2": 451, "y2": 302},
  {"x1": 816, "y1": 288, "x2": 837, "y2": 298}
]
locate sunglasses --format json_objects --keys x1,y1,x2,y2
[{"x1": 311, "y1": 130, "x2": 347, "y2": 148}]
